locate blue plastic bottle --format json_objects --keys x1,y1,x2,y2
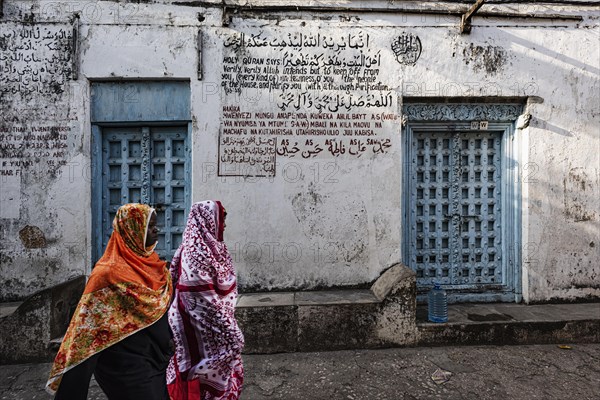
[{"x1": 428, "y1": 283, "x2": 448, "y2": 323}]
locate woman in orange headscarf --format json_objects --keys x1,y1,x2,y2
[{"x1": 47, "y1": 203, "x2": 173, "y2": 400}]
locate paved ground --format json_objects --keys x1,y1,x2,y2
[{"x1": 1, "y1": 343, "x2": 599, "y2": 400}]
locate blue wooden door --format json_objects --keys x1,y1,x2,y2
[
  {"x1": 100, "y1": 126, "x2": 190, "y2": 261},
  {"x1": 149, "y1": 127, "x2": 189, "y2": 259},
  {"x1": 408, "y1": 129, "x2": 511, "y2": 301}
]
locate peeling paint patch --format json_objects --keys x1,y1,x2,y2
[
  {"x1": 373, "y1": 214, "x2": 389, "y2": 243},
  {"x1": 462, "y1": 44, "x2": 507, "y2": 75},
  {"x1": 291, "y1": 185, "x2": 368, "y2": 265},
  {"x1": 18, "y1": 226, "x2": 47, "y2": 249},
  {"x1": 564, "y1": 167, "x2": 598, "y2": 222},
  {"x1": 0, "y1": 174, "x2": 21, "y2": 219}
]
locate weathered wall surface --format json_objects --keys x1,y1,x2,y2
[
  {"x1": 0, "y1": 1, "x2": 207, "y2": 301},
  {"x1": 203, "y1": 24, "x2": 402, "y2": 291},
  {"x1": 197, "y1": 4, "x2": 600, "y2": 301},
  {"x1": 1, "y1": 0, "x2": 598, "y2": 303},
  {"x1": 0, "y1": 16, "x2": 89, "y2": 300}
]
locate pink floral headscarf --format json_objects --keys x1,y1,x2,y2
[{"x1": 167, "y1": 201, "x2": 244, "y2": 400}]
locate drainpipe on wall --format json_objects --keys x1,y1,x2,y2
[
  {"x1": 461, "y1": 0, "x2": 486, "y2": 34},
  {"x1": 70, "y1": 13, "x2": 80, "y2": 80}
]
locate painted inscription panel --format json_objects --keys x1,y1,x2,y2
[
  {"x1": 0, "y1": 23, "x2": 75, "y2": 219},
  {"x1": 218, "y1": 29, "x2": 403, "y2": 176},
  {"x1": 0, "y1": 23, "x2": 73, "y2": 100}
]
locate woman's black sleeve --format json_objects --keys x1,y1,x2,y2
[{"x1": 54, "y1": 353, "x2": 100, "y2": 400}]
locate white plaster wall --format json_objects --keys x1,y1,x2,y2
[
  {"x1": 80, "y1": 25, "x2": 198, "y2": 79},
  {"x1": 1, "y1": 0, "x2": 598, "y2": 302},
  {"x1": 198, "y1": 9, "x2": 599, "y2": 300},
  {"x1": 0, "y1": 11, "x2": 91, "y2": 299},
  {"x1": 385, "y1": 22, "x2": 600, "y2": 302},
  {"x1": 194, "y1": 21, "x2": 403, "y2": 290},
  {"x1": 0, "y1": 0, "x2": 205, "y2": 300},
  {"x1": 0, "y1": 86, "x2": 90, "y2": 300}
]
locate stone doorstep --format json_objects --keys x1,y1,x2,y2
[
  {"x1": 416, "y1": 302, "x2": 600, "y2": 325},
  {"x1": 235, "y1": 290, "x2": 390, "y2": 353},
  {"x1": 236, "y1": 264, "x2": 418, "y2": 353},
  {"x1": 237, "y1": 287, "x2": 600, "y2": 353},
  {"x1": 236, "y1": 262, "x2": 417, "y2": 310},
  {"x1": 415, "y1": 302, "x2": 600, "y2": 347}
]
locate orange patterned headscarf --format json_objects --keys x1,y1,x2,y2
[
  {"x1": 113, "y1": 203, "x2": 158, "y2": 257},
  {"x1": 46, "y1": 204, "x2": 173, "y2": 394}
]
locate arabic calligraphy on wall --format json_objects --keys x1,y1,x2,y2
[
  {"x1": 0, "y1": 23, "x2": 73, "y2": 99},
  {"x1": 278, "y1": 138, "x2": 392, "y2": 158},
  {"x1": 277, "y1": 92, "x2": 393, "y2": 113},
  {"x1": 219, "y1": 29, "x2": 400, "y2": 177},
  {"x1": 221, "y1": 30, "x2": 390, "y2": 100},
  {"x1": 223, "y1": 31, "x2": 373, "y2": 51},
  {"x1": 218, "y1": 131, "x2": 277, "y2": 177},
  {"x1": 391, "y1": 32, "x2": 422, "y2": 66},
  {"x1": 218, "y1": 106, "x2": 399, "y2": 176}
]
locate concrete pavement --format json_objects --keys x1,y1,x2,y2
[{"x1": 2, "y1": 343, "x2": 599, "y2": 400}]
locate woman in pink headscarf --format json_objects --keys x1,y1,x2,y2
[{"x1": 167, "y1": 201, "x2": 244, "y2": 400}]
